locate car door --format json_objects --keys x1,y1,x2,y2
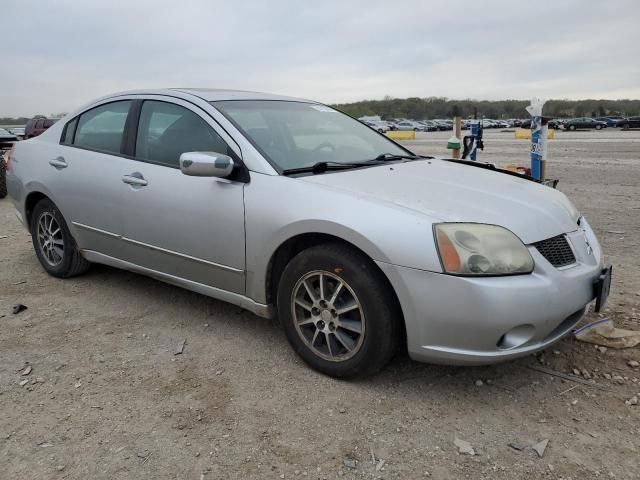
[
  {"x1": 119, "y1": 98, "x2": 246, "y2": 293},
  {"x1": 52, "y1": 100, "x2": 133, "y2": 257}
]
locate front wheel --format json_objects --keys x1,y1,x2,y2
[
  {"x1": 595, "y1": 124, "x2": 602, "y2": 130},
  {"x1": 568, "y1": 124, "x2": 576, "y2": 131},
  {"x1": 277, "y1": 243, "x2": 402, "y2": 378},
  {"x1": 30, "y1": 198, "x2": 90, "y2": 278}
]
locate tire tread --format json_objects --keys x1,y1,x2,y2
[{"x1": 0, "y1": 158, "x2": 7, "y2": 199}]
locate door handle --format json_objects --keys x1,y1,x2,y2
[
  {"x1": 122, "y1": 173, "x2": 148, "y2": 187},
  {"x1": 49, "y1": 157, "x2": 67, "y2": 169}
]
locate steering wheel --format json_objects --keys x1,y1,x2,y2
[{"x1": 313, "y1": 142, "x2": 336, "y2": 153}]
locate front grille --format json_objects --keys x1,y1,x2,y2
[{"x1": 534, "y1": 234, "x2": 576, "y2": 268}]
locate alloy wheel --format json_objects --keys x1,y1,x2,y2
[
  {"x1": 37, "y1": 212, "x2": 64, "y2": 266},
  {"x1": 291, "y1": 270, "x2": 365, "y2": 362}
]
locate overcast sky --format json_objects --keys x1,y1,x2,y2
[{"x1": 2, "y1": 0, "x2": 639, "y2": 117}]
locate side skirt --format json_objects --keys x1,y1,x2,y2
[{"x1": 81, "y1": 250, "x2": 274, "y2": 319}]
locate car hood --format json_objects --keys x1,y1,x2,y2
[{"x1": 299, "y1": 159, "x2": 580, "y2": 244}]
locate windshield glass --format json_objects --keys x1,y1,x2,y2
[{"x1": 213, "y1": 100, "x2": 410, "y2": 171}]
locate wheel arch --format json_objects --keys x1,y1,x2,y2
[{"x1": 24, "y1": 191, "x2": 51, "y2": 232}]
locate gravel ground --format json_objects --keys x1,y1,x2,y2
[{"x1": 1, "y1": 129, "x2": 639, "y2": 479}]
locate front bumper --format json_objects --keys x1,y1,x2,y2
[{"x1": 377, "y1": 219, "x2": 604, "y2": 365}]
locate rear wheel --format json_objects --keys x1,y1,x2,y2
[
  {"x1": 623, "y1": 123, "x2": 630, "y2": 131},
  {"x1": 30, "y1": 198, "x2": 90, "y2": 278},
  {"x1": 0, "y1": 157, "x2": 6, "y2": 198},
  {"x1": 277, "y1": 243, "x2": 402, "y2": 378}
]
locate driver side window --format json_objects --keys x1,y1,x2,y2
[{"x1": 135, "y1": 101, "x2": 231, "y2": 168}]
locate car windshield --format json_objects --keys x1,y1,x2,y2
[
  {"x1": 212, "y1": 100, "x2": 410, "y2": 171},
  {"x1": 0, "y1": 128, "x2": 12, "y2": 135}
]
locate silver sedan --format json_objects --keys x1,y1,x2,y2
[{"x1": 5, "y1": 89, "x2": 611, "y2": 377}]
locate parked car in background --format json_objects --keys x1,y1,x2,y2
[
  {"x1": 564, "y1": 117, "x2": 607, "y2": 131},
  {"x1": 362, "y1": 120, "x2": 389, "y2": 133},
  {"x1": 605, "y1": 116, "x2": 624, "y2": 126},
  {"x1": 431, "y1": 120, "x2": 451, "y2": 131},
  {"x1": 615, "y1": 116, "x2": 640, "y2": 129},
  {"x1": 440, "y1": 119, "x2": 454, "y2": 130},
  {"x1": 394, "y1": 120, "x2": 423, "y2": 131},
  {"x1": 25, "y1": 116, "x2": 59, "y2": 139},
  {"x1": 548, "y1": 119, "x2": 566, "y2": 129},
  {"x1": 595, "y1": 117, "x2": 619, "y2": 128},
  {"x1": 418, "y1": 120, "x2": 438, "y2": 132},
  {"x1": 6, "y1": 88, "x2": 610, "y2": 378},
  {"x1": 494, "y1": 120, "x2": 510, "y2": 128},
  {"x1": 8, "y1": 127, "x2": 25, "y2": 139},
  {"x1": 0, "y1": 127, "x2": 17, "y2": 149},
  {"x1": 0, "y1": 128, "x2": 17, "y2": 198}
]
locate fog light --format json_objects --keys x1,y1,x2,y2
[{"x1": 497, "y1": 324, "x2": 536, "y2": 350}]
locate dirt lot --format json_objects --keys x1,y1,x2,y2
[{"x1": 1, "y1": 129, "x2": 639, "y2": 479}]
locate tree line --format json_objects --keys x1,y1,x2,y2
[
  {"x1": 332, "y1": 97, "x2": 640, "y2": 120},
  {"x1": 3, "y1": 98, "x2": 640, "y2": 125}
]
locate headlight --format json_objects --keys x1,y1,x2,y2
[{"x1": 434, "y1": 223, "x2": 534, "y2": 275}]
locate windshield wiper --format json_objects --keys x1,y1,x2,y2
[
  {"x1": 282, "y1": 161, "x2": 378, "y2": 175},
  {"x1": 281, "y1": 154, "x2": 431, "y2": 176},
  {"x1": 374, "y1": 153, "x2": 422, "y2": 161}
]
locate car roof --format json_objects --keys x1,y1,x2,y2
[{"x1": 100, "y1": 88, "x2": 317, "y2": 104}]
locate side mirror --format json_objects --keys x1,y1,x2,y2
[{"x1": 179, "y1": 152, "x2": 235, "y2": 178}]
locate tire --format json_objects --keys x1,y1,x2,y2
[
  {"x1": 30, "y1": 198, "x2": 90, "y2": 278},
  {"x1": 277, "y1": 243, "x2": 402, "y2": 378},
  {"x1": 623, "y1": 123, "x2": 630, "y2": 131},
  {"x1": 595, "y1": 124, "x2": 602, "y2": 130},
  {"x1": 0, "y1": 158, "x2": 6, "y2": 199},
  {"x1": 568, "y1": 124, "x2": 576, "y2": 131}
]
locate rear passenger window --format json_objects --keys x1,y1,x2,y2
[
  {"x1": 135, "y1": 100, "x2": 231, "y2": 168},
  {"x1": 74, "y1": 101, "x2": 132, "y2": 154},
  {"x1": 61, "y1": 118, "x2": 78, "y2": 144}
]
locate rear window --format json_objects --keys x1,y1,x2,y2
[
  {"x1": 61, "y1": 117, "x2": 78, "y2": 144},
  {"x1": 73, "y1": 101, "x2": 132, "y2": 154},
  {"x1": 43, "y1": 119, "x2": 57, "y2": 128}
]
